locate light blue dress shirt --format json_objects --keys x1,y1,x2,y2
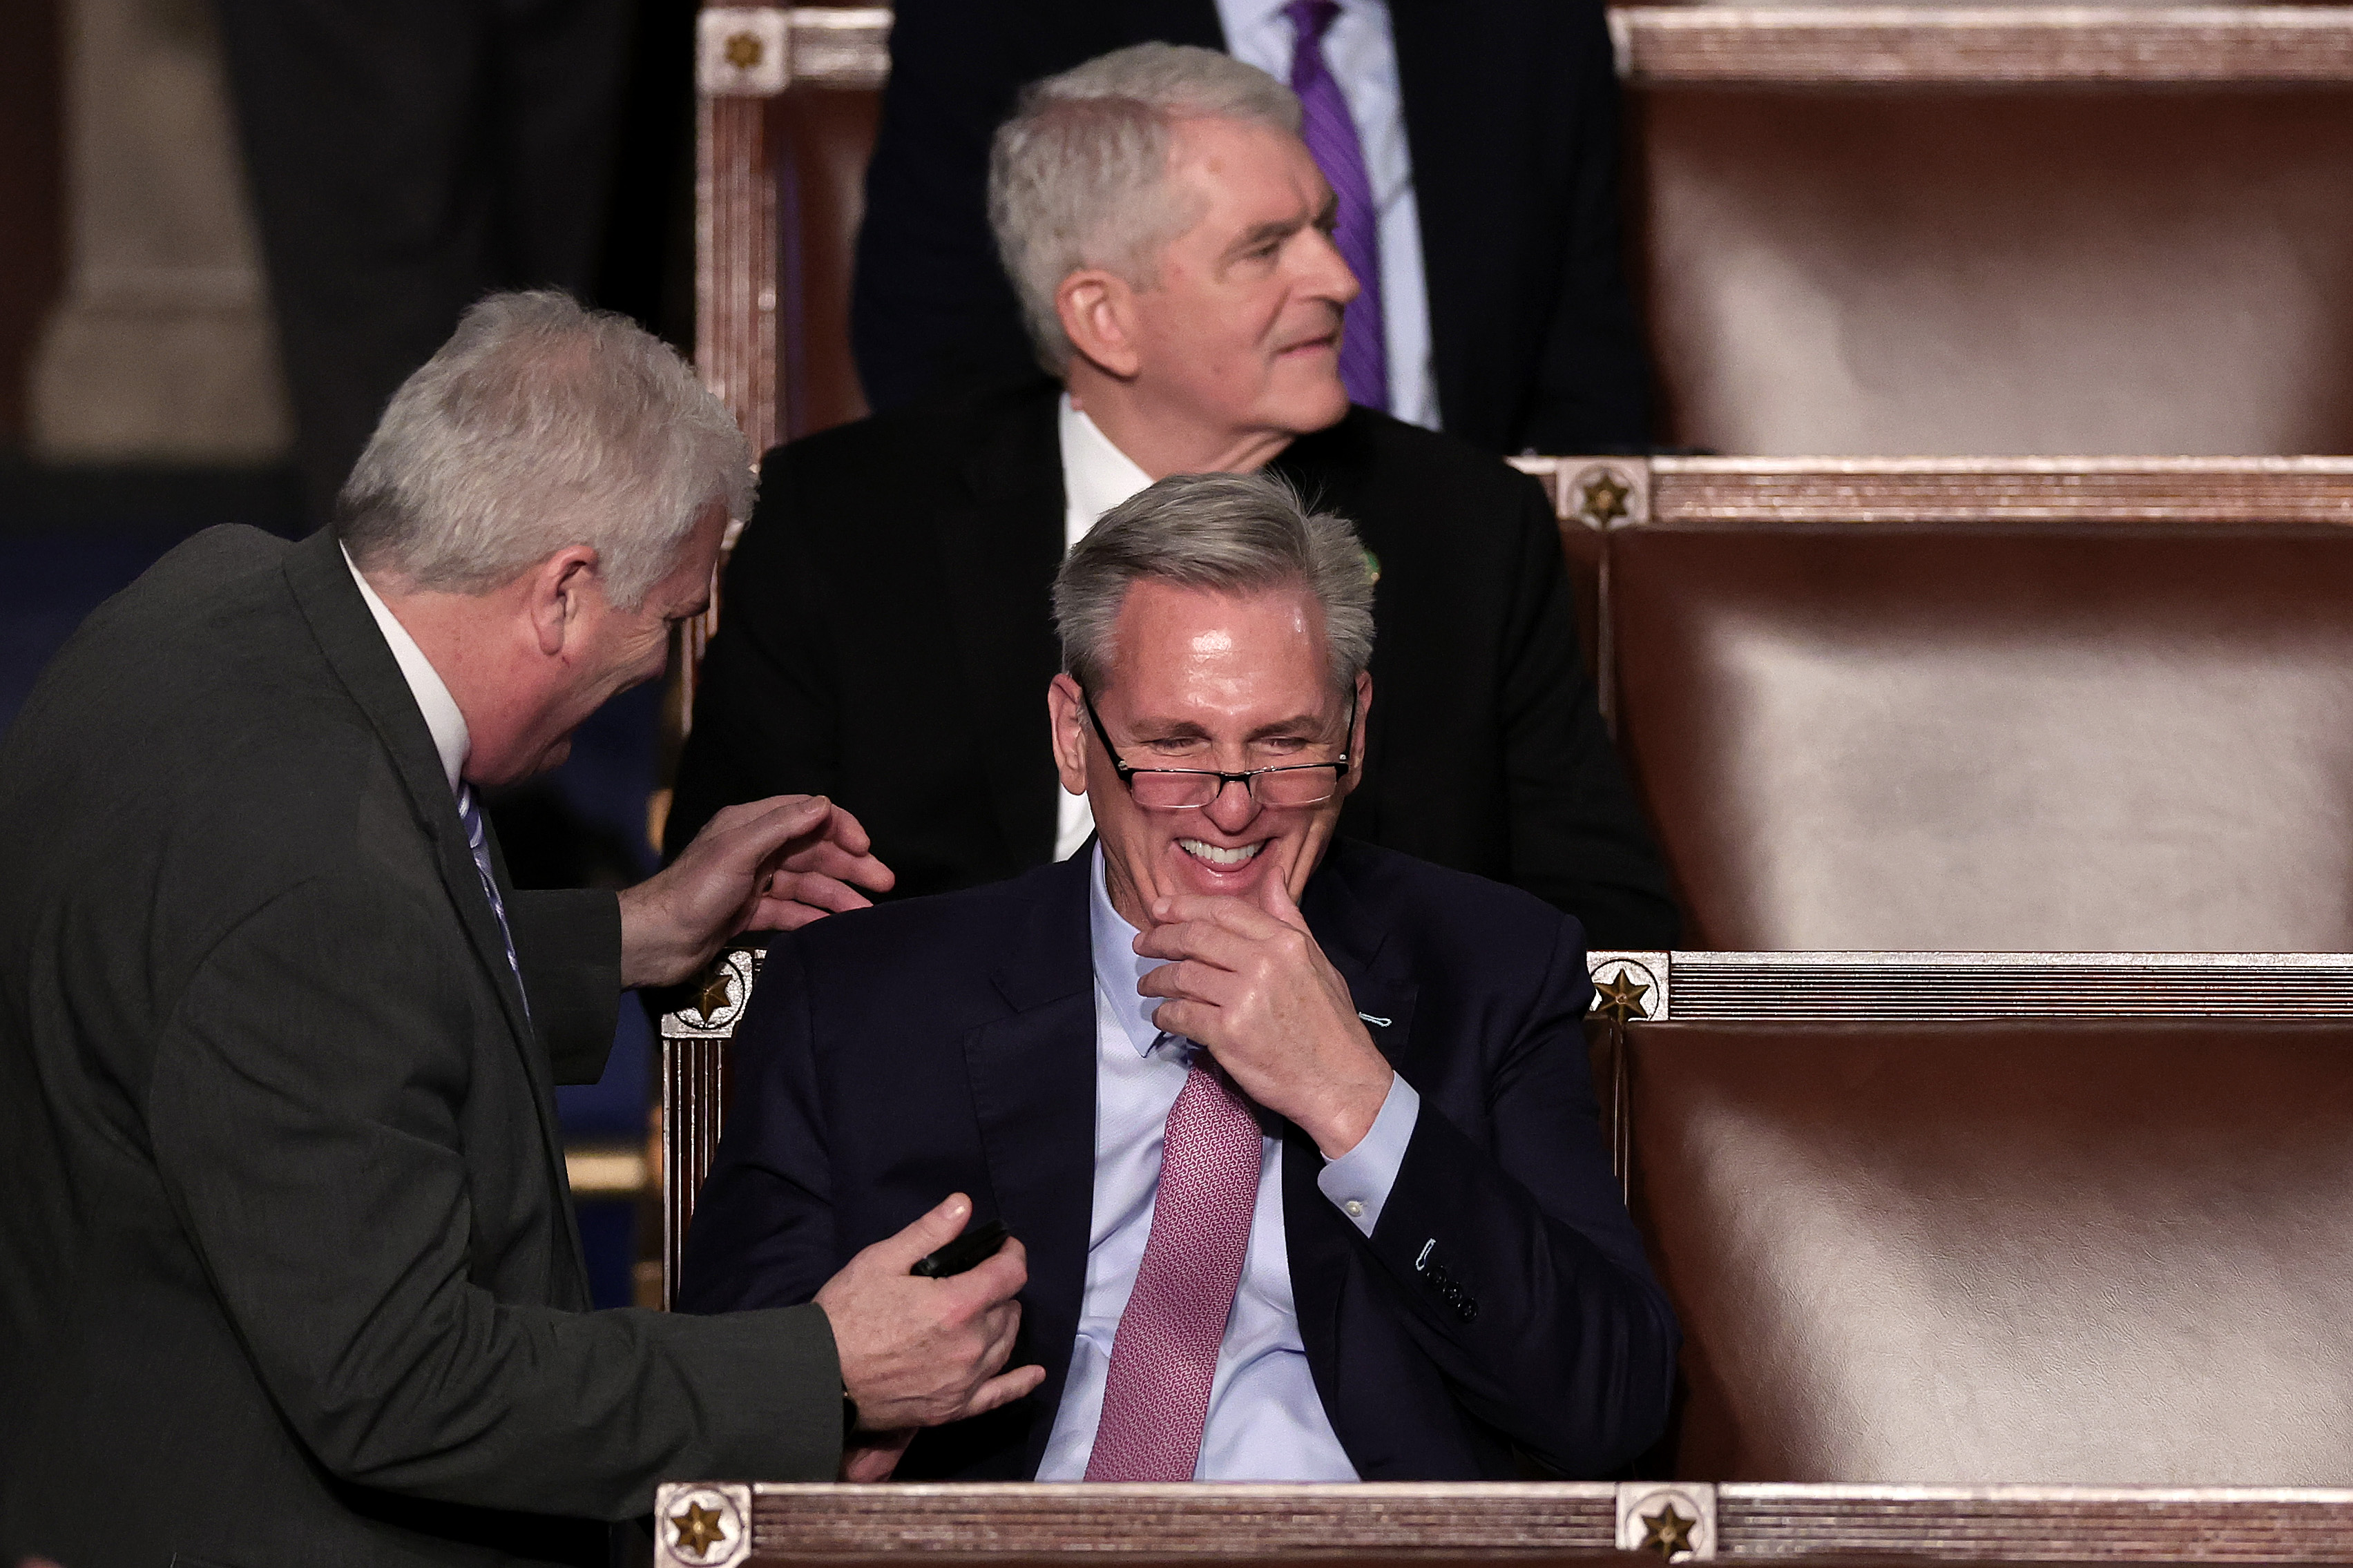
[
  {"x1": 1216, "y1": 0, "x2": 1439, "y2": 431},
  {"x1": 1035, "y1": 849, "x2": 1423, "y2": 1480}
]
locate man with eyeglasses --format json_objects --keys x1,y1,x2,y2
[{"x1": 679, "y1": 471, "x2": 1676, "y2": 1484}]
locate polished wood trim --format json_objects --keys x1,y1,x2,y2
[
  {"x1": 660, "y1": 947, "x2": 763, "y2": 1308},
  {"x1": 1718, "y1": 1483, "x2": 2353, "y2": 1561},
  {"x1": 694, "y1": 6, "x2": 2353, "y2": 93},
  {"x1": 1645, "y1": 457, "x2": 2353, "y2": 524},
  {"x1": 742, "y1": 1484, "x2": 1620, "y2": 1556},
  {"x1": 698, "y1": 6, "x2": 891, "y2": 95},
  {"x1": 1588, "y1": 949, "x2": 2353, "y2": 1023},
  {"x1": 1611, "y1": 6, "x2": 2353, "y2": 85},
  {"x1": 646, "y1": 1480, "x2": 2353, "y2": 1565}
]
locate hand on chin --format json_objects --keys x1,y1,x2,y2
[{"x1": 1161, "y1": 833, "x2": 1292, "y2": 919}]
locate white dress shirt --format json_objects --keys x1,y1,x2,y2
[
  {"x1": 1216, "y1": 0, "x2": 1439, "y2": 430},
  {"x1": 344, "y1": 546, "x2": 468, "y2": 797},
  {"x1": 1035, "y1": 848, "x2": 1423, "y2": 1480},
  {"x1": 1053, "y1": 395, "x2": 1158, "y2": 862}
]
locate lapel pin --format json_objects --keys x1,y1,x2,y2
[{"x1": 1357, "y1": 1011, "x2": 1392, "y2": 1027}]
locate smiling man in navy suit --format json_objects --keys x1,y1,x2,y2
[{"x1": 680, "y1": 470, "x2": 1675, "y2": 1482}]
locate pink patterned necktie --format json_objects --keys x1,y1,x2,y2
[{"x1": 1084, "y1": 1053, "x2": 1263, "y2": 1481}]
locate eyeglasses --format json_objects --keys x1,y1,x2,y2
[{"x1": 1081, "y1": 688, "x2": 1357, "y2": 811}]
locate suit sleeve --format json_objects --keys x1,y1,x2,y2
[
  {"x1": 674, "y1": 935, "x2": 842, "y2": 1313},
  {"x1": 1497, "y1": 477, "x2": 1682, "y2": 948},
  {"x1": 1516, "y1": 0, "x2": 1653, "y2": 454},
  {"x1": 505, "y1": 887, "x2": 622, "y2": 1085},
  {"x1": 1362, "y1": 918, "x2": 1678, "y2": 1475},
  {"x1": 666, "y1": 456, "x2": 842, "y2": 858},
  {"x1": 145, "y1": 873, "x2": 844, "y2": 1518},
  {"x1": 848, "y1": 0, "x2": 1044, "y2": 410}
]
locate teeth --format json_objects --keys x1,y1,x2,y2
[{"x1": 1180, "y1": 838, "x2": 1263, "y2": 868}]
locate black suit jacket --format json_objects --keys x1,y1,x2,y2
[
  {"x1": 850, "y1": 0, "x2": 1651, "y2": 455},
  {"x1": 680, "y1": 840, "x2": 1677, "y2": 1478},
  {"x1": 669, "y1": 381, "x2": 1679, "y2": 949},
  {"x1": 0, "y1": 527, "x2": 841, "y2": 1568}
]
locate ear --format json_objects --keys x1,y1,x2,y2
[
  {"x1": 1056, "y1": 268, "x2": 1143, "y2": 380},
  {"x1": 526, "y1": 545, "x2": 602, "y2": 657},
  {"x1": 1047, "y1": 673, "x2": 1092, "y2": 797}
]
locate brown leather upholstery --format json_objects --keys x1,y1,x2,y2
[
  {"x1": 1625, "y1": 1018, "x2": 2353, "y2": 1483},
  {"x1": 1609, "y1": 520, "x2": 2353, "y2": 950},
  {"x1": 1633, "y1": 86, "x2": 2353, "y2": 455},
  {"x1": 768, "y1": 84, "x2": 878, "y2": 440}
]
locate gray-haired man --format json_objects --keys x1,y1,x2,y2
[
  {"x1": 0, "y1": 293, "x2": 1039, "y2": 1567},
  {"x1": 669, "y1": 42, "x2": 1680, "y2": 951},
  {"x1": 682, "y1": 470, "x2": 1676, "y2": 1484}
]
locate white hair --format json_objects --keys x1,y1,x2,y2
[
  {"x1": 1053, "y1": 470, "x2": 1376, "y2": 696},
  {"x1": 335, "y1": 291, "x2": 753, "y2": 610},
  {"x1": 987, "y1": 43, "x2": 1303, "y2": 378}
]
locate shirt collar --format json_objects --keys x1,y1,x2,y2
[
  {"x1": 1088, "y1": 844, "x2": 1166, "y2": 1058},
  {"x1": 1058, "y1": 392, "x2": 1156, "y2": 546},
  {"x1": 343, "y1": 544, "x2": 470, "y2": 797}
]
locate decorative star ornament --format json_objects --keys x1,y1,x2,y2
[
  {"x1": 693, "y1": 962, "x2": 736, "y2": 1024},
  {"x1": 1593, "y1": 970, "x2": 1651, "y2": 1022},
  {"x1": 1640, "y1": 1502, "x2": 1698, "y2": 1561},
  {"x1": 672, "y1": 1500, "x2": 727, "y2": 1558},
  {"x1": 1579, "y1": 470, "x2": 1632, "y2": 525},
  {"x1": 724, "y1": 32, "x2": 764, "y2": 70}
]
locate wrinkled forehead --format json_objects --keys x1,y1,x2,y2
[{"x1": 1102, "y1": 579, "x2": 1345, "y2": 720}]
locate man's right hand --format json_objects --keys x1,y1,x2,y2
[{"x1": 813, "y1": 1194, "x2": 1044, "y2": 1440}]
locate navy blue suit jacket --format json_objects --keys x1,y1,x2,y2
[{"x1": 680, "y1": 840, "x2": 1677, "y2": 1480}]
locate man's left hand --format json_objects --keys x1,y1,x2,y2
[
  {"x1": 617, "y1": 795, "x2": 894, "y2": 988},
  {"x1": 1133, "y1": 878, "x2": 1392, "y2": 1158}
]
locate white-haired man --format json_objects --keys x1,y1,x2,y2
[
  {"x1": 0, "y1": 293, "x2": 1042, "y2": 1567},
  {"x1": 669, "y1": 43, "x2": 1680, "y2": 951}
]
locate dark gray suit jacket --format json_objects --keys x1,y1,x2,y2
[{"x1": 0, "y1": 527, "x2": 840, "y2": 1567}]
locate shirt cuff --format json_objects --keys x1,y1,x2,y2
[{"x1": 1315, "y1": 1073, "x2": 1421, "y2": 1238}]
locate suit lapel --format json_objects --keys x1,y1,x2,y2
[
  {"x1": 959, "y1": 855, "x2": 1097, "y2": 1471},
  {"x1": 938, "y1": 386, "x2": 1068, "y2": 867},
  {"x1": 1286, "y1": 842, "x2": 1419, "y2": 1444},
  {"x1": 280, "y1": 532, "x2": 577, "y2": 1252}
]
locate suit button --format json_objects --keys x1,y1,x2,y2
[
  {"x1": 1343, "y1": 1199, "x2": 1365, "y2": 1219},
  {"x1": 1458, "y1": 1300, "x2": 1479, "y2": 1323}
]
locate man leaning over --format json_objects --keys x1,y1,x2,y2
[
  {"x1": 682, "y1": 472, "x2": 1675, "y2": 1482},
  {"x1": 0, "y1": 293, "x2": 1041, "y2": 1567}
]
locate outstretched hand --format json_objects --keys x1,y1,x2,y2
[
  {"x1": 815, "y1": 1193, "x2": 1044, "y2": 1482},
  {"x1": 1133, "y1": 873, "x2": 1392, "y2": 1159},
  {"x1": 617, "y1": 795, "x2": 894, "y2": 988}
]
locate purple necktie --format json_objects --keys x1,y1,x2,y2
[
  {"x1": 1285, "y1": 0, "x2": 1387, "y2": 412},
  {"x1": 1084, "y1": 1054, "x2": 1262, "y2": 1481}
]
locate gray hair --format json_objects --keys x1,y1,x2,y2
[
  {"x1": 988, "y1": 43, "x2": 1302, "y2": 377},
  {"x1": 1053, "y1": 471, "x2": 1376, "y2": 697},
  {"x1": 336, "y1": 291, "x2": 753, "y2": 610}
]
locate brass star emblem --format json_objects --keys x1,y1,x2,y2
[
  {"x1": 1640, "y1": 1502, "x2": 1698, "y2": 1560},
  {"x1": 693, "y1": 967, "x2": 733, "y2": 1023},
  {"x1": 671, "y1": 1500, "x2": 727, "y2": 1558},
  {"x1": 723, "y1": 31, "x2": 764, "y2": 70},
  {"x1": 1593, "y1": 969, "x2": 1651, "y2": 1022},
  {"x1": 1579, "y1": 470, "x2": 1632, "y2": 524}
]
